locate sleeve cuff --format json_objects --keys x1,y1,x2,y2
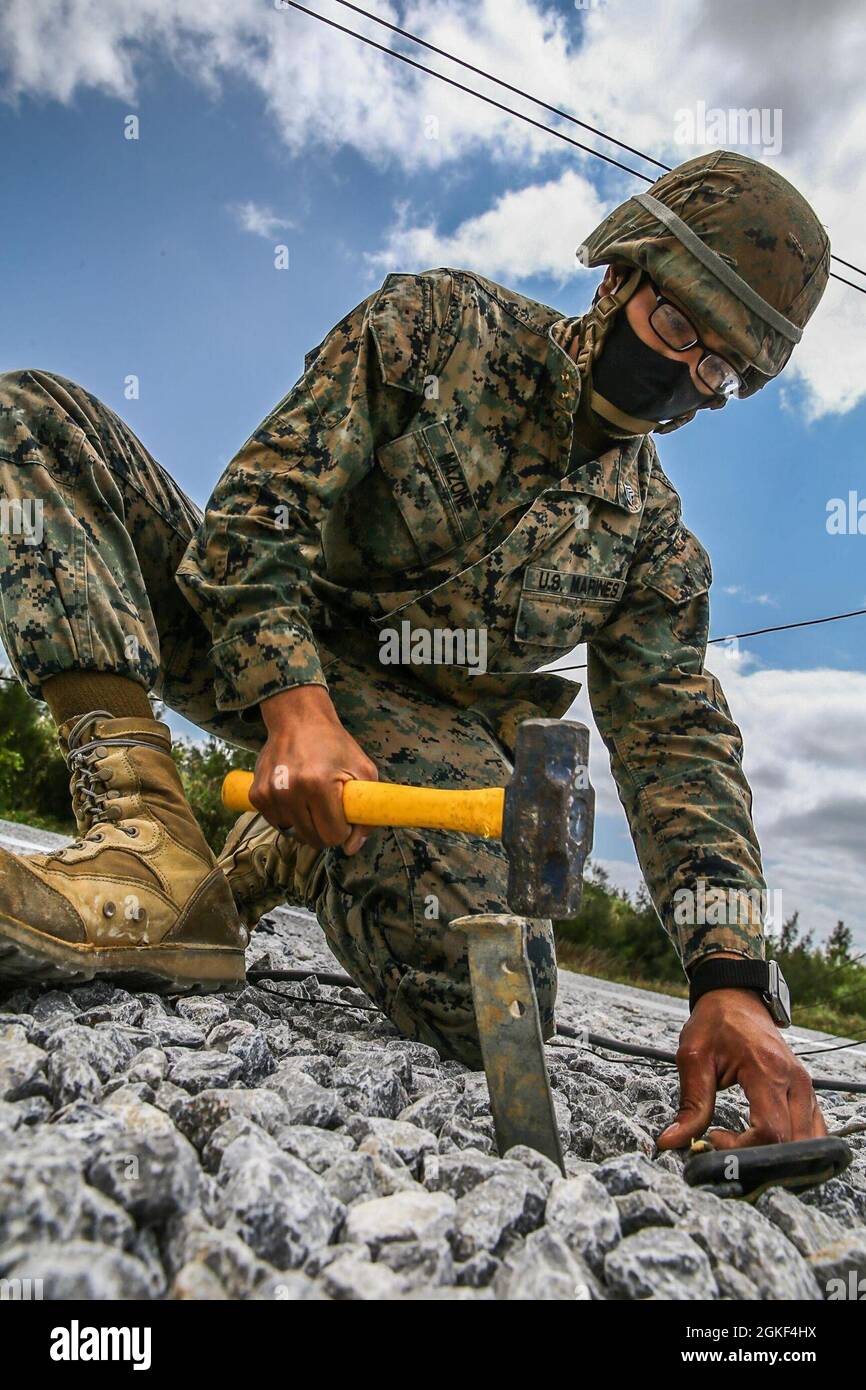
[
  {"x1": 672, "y1": 885, "x2": 766, "y2": 973},
  {"x1": 209, "y1": 622, "x2": 327, "y2": 713}
]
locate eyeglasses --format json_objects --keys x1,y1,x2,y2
[{"x1": 648, "y1": 291, "x2": 744, "y2": 399}]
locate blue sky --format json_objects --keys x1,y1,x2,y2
[{"x1": 1, "y1": 0, "x2": 864, "y2": 944}]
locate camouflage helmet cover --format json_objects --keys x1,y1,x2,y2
[{"x1": 579, "y1": 150, "x2": 831, "y2": 397}]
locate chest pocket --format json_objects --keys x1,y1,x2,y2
[
  {"x1": 375, "y1": 421, "x2": 482, "y2": 565},
  {"x1": 514, "y1": 564, "x2": 627, "y2": 650}
]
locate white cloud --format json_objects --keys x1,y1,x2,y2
[
  {"x1": 367, "y1": 169, "x2": 606, "y2": 283},
  {"x1": 721, "y1": 585, "x2": 778, "y2": 607},
  {"x1": 0, "y1": 0, "x2": 864, "y2": 416},
  {"x1": 780, "y1": 277, "x2": 866, "y2": 422},
  {"x1": 0, "y1": 0, "x2": 861, "y2": 965},
  {"x1": 372, "y1": 0, "x2": 866, "y2": 419},
  {"x1": 0, "y1": 0, "x2": 256, "y2": 105},
  {"x1": 0, "y1": 0, "x2": 581, "y2": 170},
  {"x1": 230, "y1": 200, "x2": 295, "y2": 240}
]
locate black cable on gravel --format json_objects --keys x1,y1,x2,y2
[{"x1": 246, "y1": 968, "x2": 866, "y2": 1095}]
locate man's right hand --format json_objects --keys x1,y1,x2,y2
[{"x1": 251, "y1": 685, "x2": 378, "y2": 854}]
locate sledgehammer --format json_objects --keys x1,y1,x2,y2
[{"x1": 221, "y1": 717, "x2": 595, "y2": 918}]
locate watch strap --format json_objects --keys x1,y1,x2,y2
[{"x1": 689, "y1": 958, "x2": 770, "y2": 1012}]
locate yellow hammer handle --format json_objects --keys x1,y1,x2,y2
[{"x1": 221, "y1": 769, "x2": 505, "y2": 839}]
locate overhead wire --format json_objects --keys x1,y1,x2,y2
[
  {"x1": 543, "y1": 607, "x2": 866, "y2": 678},
  {"x1": 285, "y1": 0, "x2": 866, "y2": 292},
  {"x1": 278, "y1": 0, "x2": 650, "y2": 180},
  {"x1": 2, "y1": 4, "x2": 865, "y2": 1101},
  {"x1": 0, "y1": 16, "x2": 863, "y2": 685},
  {"x1": 332, "y1": 0, "x2": 670, "y2": 172},
  {"x1": 2, "y1": 603, "x2": 864, "y2": 692}
]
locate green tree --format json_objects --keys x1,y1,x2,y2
[
  {"x1": 0, "y1": 676, "x2": 73, "y2": 831},
  {"x1": 825, "y1": 920, "x2": 854, "y2": 966},
  {"x1": 0, "y1": 673, "x2": 256, "y2": 848},
  {"x1": 171, "y1": 737, "x2": 257, "y2": 854},
  {"x1": 555, "y1": 863, "x2": 674, "y2": 983}
]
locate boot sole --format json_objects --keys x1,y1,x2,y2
[{"x1": 0, "y1": 913, "x2": 246, "y2": 995}]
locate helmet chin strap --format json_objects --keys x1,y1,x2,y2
[
  {"x1": 589, "y1": 390, "x2": 660, "y2": 438},
  {"x1": 578, "y1": 266, "x2": 728, "y2": 437},
  {"x1": 575, "y1": 268, "x2": 656, "y2": 436}
]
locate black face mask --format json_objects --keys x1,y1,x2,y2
[{"x1": 591, "y1": 307, "x2": 710, "y2": 426}]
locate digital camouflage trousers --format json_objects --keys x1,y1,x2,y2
[{"x1": 0, "y1": 369, "x2": 557, "y2": 1064}]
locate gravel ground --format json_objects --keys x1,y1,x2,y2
[{"x1": 1, "y1": 822, "x2": 865, "y2": 1302}]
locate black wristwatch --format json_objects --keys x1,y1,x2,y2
[{"x1": 688, "y1": 958, "x2": 792, "y2": 1028}]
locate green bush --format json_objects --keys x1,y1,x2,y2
[
  {"x1": 0, "y1": 678, "x2": 74, "y2": 832},
  {"x1": 556, "y1": 864, "x2": 866, "y2": 1032},
  {"x1": 555, "y1": 862, "x2": 675, "y2": 982},
  {"x1": 0, "y1": 673, "x2": 255, "y2": 848},
  {"x1": 1, "y1": 671, "x2": 863, "y2": 1028},
  {"x1": 171, "y1": 737, "x2": 256, "y2": 854}
]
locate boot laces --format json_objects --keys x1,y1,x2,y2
[{"x1": 48, "y1": 709, "x2": 156, "y2": 856}]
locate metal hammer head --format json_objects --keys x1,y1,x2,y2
[{"x1": 501, "y1": 717, "x2": 595, "y2": 919}]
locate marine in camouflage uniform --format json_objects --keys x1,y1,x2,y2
[{"x1": 0, "y1": 151, "x2": 830, "y2": 1067}]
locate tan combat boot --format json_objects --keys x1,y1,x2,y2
[
  {"x1": 0, "y1": 710, "x2": 247, "y2": 992},
  {"x1": 218, "y1": 812, "x2": 326, "y2": 929}
]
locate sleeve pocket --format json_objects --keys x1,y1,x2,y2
[{"x1": 642, "y1": 525, "x2": 712, "y2": 603}]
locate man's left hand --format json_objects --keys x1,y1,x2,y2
[{"x1": 656, "y1": 988, "x2": 827, "y2": 1150}]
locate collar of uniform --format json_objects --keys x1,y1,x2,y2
[
  {"x1": 557, "y1": 433, "x2": 643, "y2": 513},
  {"x1": 547, "y1": 318, "x2": 583, "y2": 414},
  {"x1": 546, "y1": 316, "x2": 643, "y2": 514}
]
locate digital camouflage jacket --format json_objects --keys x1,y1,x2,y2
[{"x1": 176, "y1": 267, "x2": 766, "y2": 969}]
